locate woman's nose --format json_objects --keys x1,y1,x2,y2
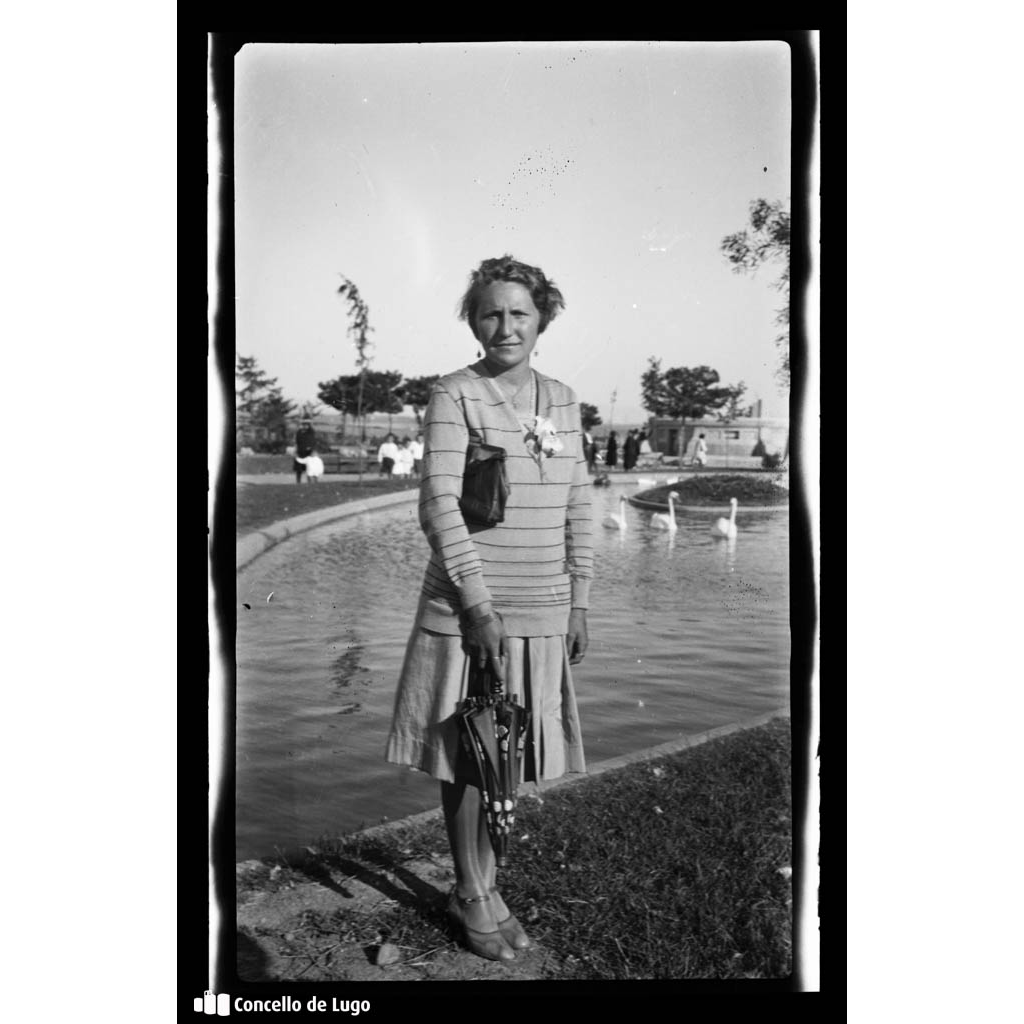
[{"x1": 498, "y1": 313, "x2": 514, "y2": 336}]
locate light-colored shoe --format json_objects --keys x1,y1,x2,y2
[
  {"x1": 447, "y1": 890, "x2": 516, "y2": 962},
  {"x1": 490, "y1": 887, "x2": 531, "y2": 950}
]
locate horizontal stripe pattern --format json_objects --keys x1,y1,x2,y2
[{"x1": 415, "y1": 362, "x2": 594, "y2": 636}]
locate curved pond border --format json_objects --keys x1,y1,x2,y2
[
  {"x1": 236, "y1": 489, "x2": 420, "y2": 571},
  {"x1": 237, "y1": 486, "x2": 789, "y2": 569},
  {"x1": 344, "y1": 708, "x2": 788, "y2": 842}
]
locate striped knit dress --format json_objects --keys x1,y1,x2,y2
[{"x1": 385, "y1": 361, "x2": 595, "y2": 783}]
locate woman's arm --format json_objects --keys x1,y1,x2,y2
[
  {"x1": 419, "y1": 382, "x2": 508, "y2": 675},
  {"x1": 418, "y1": 382, "x2": 494, "y2": 610}
]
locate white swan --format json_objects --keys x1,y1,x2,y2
[
  {"x1": 602, "y1": 494, "x2": 629, "y2": 531},
  {"x1": 651, "y1": 491, "x2": 680, "y2": 532},
  {"x1": 711, "y1": 497, "x2": 738, "y2": 538}
]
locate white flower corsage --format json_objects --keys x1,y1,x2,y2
[{"x1": 523, "y1": 415, "x2": 563, "y2": 477}]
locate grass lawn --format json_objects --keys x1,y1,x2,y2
[
  {"x1": 235, "y1": 478, "x2": 418, "y2": 537},
  {"x1": 239, "y1": 719, "x2": 793, "y2": 981}
]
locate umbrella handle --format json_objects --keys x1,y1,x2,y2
[{"x1": 468, "y1": 659, "x2": 504, "y2": 697}]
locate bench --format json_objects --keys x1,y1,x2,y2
[{"x1": 320, "y1": 451, "x2": 372, "y2": 474}]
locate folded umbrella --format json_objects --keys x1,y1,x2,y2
[{"x1": 458, "y1": 662, "x2": 531, "y2": 867}]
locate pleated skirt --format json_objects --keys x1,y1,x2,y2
[{"x1": 384, "y1": 628, "x2": 586, "y2": 784}]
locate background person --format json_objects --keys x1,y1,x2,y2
[
  {"x1": 410, "y1": 433, "x2": 425, "y2": 477},
  {"x1": 693, "y1": 432, "x2": 708, "y2": 468},
  {"x1": 377, "y1": 433, "x2": 399, "y2": 477},
  {"x1": 293, "y1": 418, "x2": 317, "y2": 484},
  {"x1": 605, "y1": 430, "x2": 618, "y2": 469},
  {"x1": 623, "y1": 428, "x2": 639, "y2": 471},
  {"x1": 583, "y1": 429, "x2": 597, "y2": 474},
  {"x1": 385, "y1": 255, "x2": 593, "y2": 964},
  {"x1": 393, "y1": 437, "x2": 415, "y2": 477},
  {"x1": 304, "y1": 453, "x2": 324, "y2": 482}
]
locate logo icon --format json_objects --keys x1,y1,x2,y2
[{"x1": 194, "y1": 991, "x2": 230, "y2": 1015}]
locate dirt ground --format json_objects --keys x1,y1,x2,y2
[{"x1": 236, "y1": 852, "x2": 559, "y2": 983}]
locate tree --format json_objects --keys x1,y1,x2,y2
[
  {"x1": 235, "y1": 354, "x2": 296, "y2": 452},
  {"x1": 337, "y1": 274, "x2": 375, "y2": 436},
  {"x1": 720, "y1": 198, "x2": 791, "y2": 389},
  {"x1": 257, "y1": 392, "x2": 298, "y2": 453},
  {"x1": 361, "y1": 369, "x2": 405, "y2": 432},
  {"x1": 640, "y1": 358, "x2": 730, "y2": 462},
  {"x1": 640, "y1": 358, "x2": 670, "y2": 417},
  {"x1": 317, "y1": 374, "x2": 362, "y2": 440},
  {"x1": 579, "y1": 402, "x2": 602, "y2": 432},
  {"x1": 235, "y1": 354, "x2": 278, "y2": 418},
  {"x1": 716, "y1": 381, "x2": 748, "y2": 423},
  {"x1": 398, "y1": 374, "x2": 441, "y2": 427}
]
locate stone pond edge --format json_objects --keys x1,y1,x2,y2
[
  {"x1": 236, "y1": 487, "x2": 787, "y2": 571},
  {"x1": 236, "y1": 489, "x2": 421, "y2": 571},
  {"x1": 236, "y1": 707, "x2": 790, "y2": 870}
]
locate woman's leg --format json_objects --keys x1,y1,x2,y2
[
  {"x1": 442, "y1": 779, "x2": 514, "y2": 959},
  {"x1": 441, "y1": 780, "x2": 494, "y2": 927},
  {"x1": 476, "y1": 812, "x2": 497, "y2": 894}
]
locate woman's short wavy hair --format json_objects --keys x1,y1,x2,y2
[{"x1": 457, "y1": 255, "x2": 566, "y2": 334}]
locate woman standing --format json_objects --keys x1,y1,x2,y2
[
  {"x1": 622, "y1": 429, "x2": 639, "y2": 471},
  {"x1": 693, "y1": 432, "x2": 708, "y2": 468},
  {"x1": 393, "y1": 437, "x2": 415, "y2": 477},
  {"x1": 386, "y1": 255, "x2": 593, "y2": 962},
  {"x1": 605, "y1": 430, "x2": 619, "y2": 469},
  {"x1": 377, "y1": 433, "x2": 399, "y2": 477},
  {"x1": 293, "y1": 418, "x2": 317, "y2": 484}
]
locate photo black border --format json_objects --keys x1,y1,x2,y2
[{"x1": 196, "y1": 29, "x2": 829, "y2": 1009}]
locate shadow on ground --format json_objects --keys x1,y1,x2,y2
[{"x1": 235, "y1": 844, "x2": 554, "y2": 982}]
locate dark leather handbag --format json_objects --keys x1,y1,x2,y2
[{"x1": 459, "y1": 443, "x2": 510, "y2": 526}]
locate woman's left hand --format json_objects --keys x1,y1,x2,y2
[{"x1": 566, "y1": 609, "x2": 588, "y2": 665}]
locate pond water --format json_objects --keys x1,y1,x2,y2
[{"x1": 235, "y1": 484, "x2": 790, "y2": 861}]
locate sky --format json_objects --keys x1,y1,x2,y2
[{"x1": 233, "y1": 41, "x2": 793, "y2": 425}]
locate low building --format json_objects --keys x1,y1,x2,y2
[{"x1": 646, "y1": 416, "x2": 788, "y2": 462}]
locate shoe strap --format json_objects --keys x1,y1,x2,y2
[{"x1": 452, "y1": 889, "x2": 491, "y2": 906}]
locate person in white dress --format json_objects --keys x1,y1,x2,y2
[
  {"x1": 393, "y1": 438, "x2": 415, "y2": 477},
  {"x1": 377, "y1": 434, "x2": 399, "y2": 477},
  {"x1": 693, "y1": 433, "x2": 708, "y2": 468},
  {"x1": 410, "y1": 433, "x2": 425, "y2": 477}
]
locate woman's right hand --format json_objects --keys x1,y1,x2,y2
[{"x1": 463, "y1": 606, "x2": 507, "y2": 683}]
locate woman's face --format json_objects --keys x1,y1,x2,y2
[{"x1": 471, "y1": 281, "x2": 540, "y2": 372}]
